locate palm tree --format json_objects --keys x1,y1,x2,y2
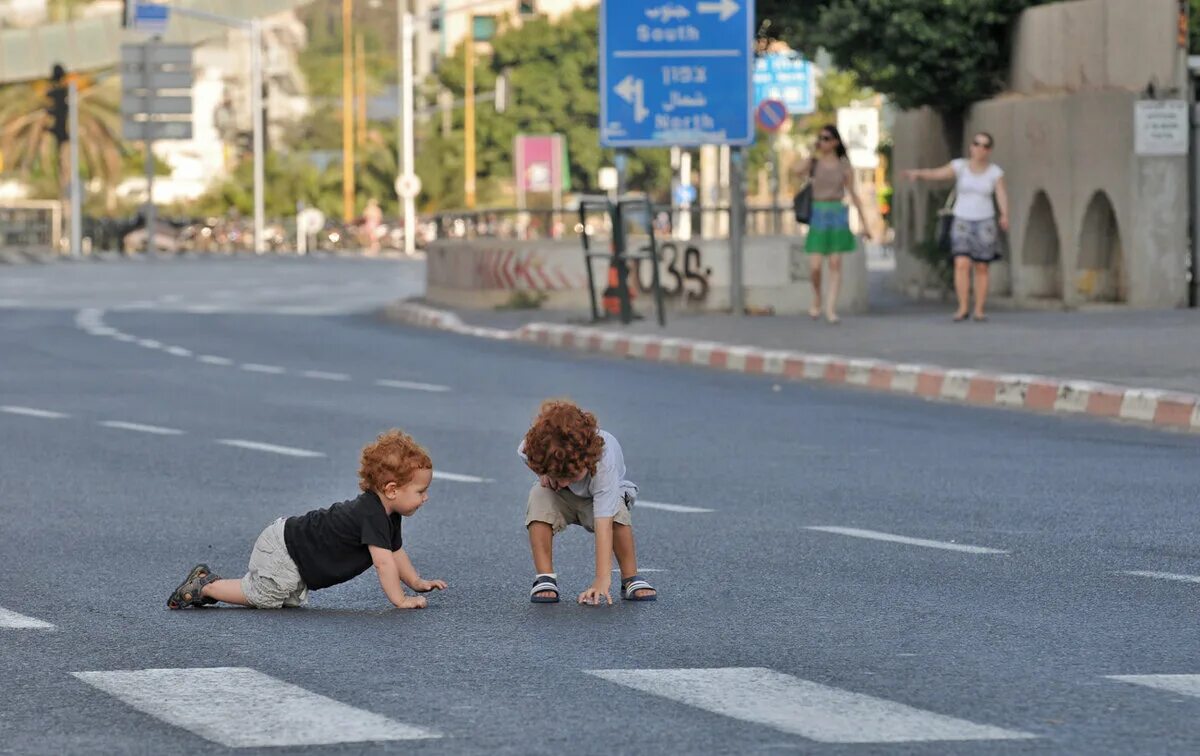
[{"x1": 0, "y1": 72, "x2": 127, "y2": 212}]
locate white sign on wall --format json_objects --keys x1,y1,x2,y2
[
  {"x1": 837, "y1": 106, "x2": 880, "y2": 169},
  {"x1": 1134, "y1": 100, "x2": 1188, "y2": 156}
]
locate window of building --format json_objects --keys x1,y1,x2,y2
[
  {"x1": 518, "y1": 1, "x2": 537, "y2": 15},
  {"x1": 472, "y1": 14, "x2": 497, "y2": 41}
]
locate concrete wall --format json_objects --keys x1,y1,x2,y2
[
  {"x1": 892, "y1": 0, "x2": 1190, "y2": 309},
  {"x1": 425, "y1": 236, "x2": 870, "y2": 315}
]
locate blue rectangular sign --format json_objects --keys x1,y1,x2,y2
[
  {"x1": 600, "y1": 0, "x2": 755, "y2": 147},
  {"x1": 133, "y1": 2, "x2": 169, "y2": 35},
  {"x1": 754, "y1": 53, "x2": 815, "y2": 114}
]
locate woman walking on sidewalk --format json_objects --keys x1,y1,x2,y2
[
  {"x1": 795, "y1": 126, "x2": 870, "y2": 324},
  {"x1": 905, "y1": 132, "x2": 1010, "y2": 322}
]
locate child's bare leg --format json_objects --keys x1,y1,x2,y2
[
  {"x1": 613, "y1": 523, "x2": 655, "y2": 598},
  {"x1": 528, "y1": 522, "x2": 557, "y2": 599},
  {"x1": 201, "y1": 579, "x2": 253, "y2": 606}
]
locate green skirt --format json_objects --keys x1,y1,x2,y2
[{"x1": 805, "y1": 201, "x2": 857, "y2": 255}]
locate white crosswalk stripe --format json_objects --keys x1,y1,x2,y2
[
  {"x1": 73, "y1": 667, "x2": 440, "y2": 747},
  {"x1": 805, "y1": 526, "x2": 1008, "y2": 554},
  {"x1": 586, "y1": 668, "x2": 1035, "y2": 744},
  {"x1": 1107, "y1": 675, "x2": 1200, "y2": 697},
  {"x1": 0, "y1": 606, "x2": 55, "y2": 629}
]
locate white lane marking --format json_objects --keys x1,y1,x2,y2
[
  {"x1": 586, "y1": 668, "x2": 1035, "y2": 744},
  {"x1": 73, "y1": 667, "x2": 439, "y2": 747},
  {"x1": 217, "y1": 439, "x2": 325, "y2": 458},
  {"x1": 1, "y1": 405, "x2": 69, "y2": 419},
  {"x1": 805, "y1": 526, "x2": 1008, "y2": 555},
  {"x1": 374, "y1": 379, "x2": 451, "y2": 393},
  {"x1": 241, "y1": 363, "x2": 286, "y2": 374},
  {"x1": 100, "y1": 421, "x2": 185, "y2": 436},
  {"x1": 114, "y1": 333, "x2": 138, "y2": 343},
  {"x1": 1119, "y1": 570, "x2": 1200, "y2": 584},
  {"x1": 301, "y1": 370, "x2": 352, "y2": 382},
  {"x1": 1108, "y1": 675, "x2": 1200, "y2": 697},
  {"x1": 432, "y1": 471, "x2": 492, "y2": 483},
  {"x1": 165, "y1": 346, "x2": 193, "y2": 357},
  {"x1": 0, "y1": 607, "x2": 55, "y2": 630},
  {"x1": 637, "y1": 500, "x2": 715, "y2": 514},
  {"x1": 197, "y1": 355, "x2": 234, "y2": 366},
  {"x1": 137, "y1": 339, "x2": 162, "y2": 349},
  {"x1": 612, "y1": 568, "x2": 666, "y2": 573},
  {"x1": 90, "y1": 326, "x2": 117, "y2": 337}
]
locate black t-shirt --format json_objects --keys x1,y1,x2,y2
[{"x1": 283, "y1": 490, "x2": 403, "y2": 590}]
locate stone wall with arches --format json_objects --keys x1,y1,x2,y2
[{"x1": 891, "y1": 0, "x2": 1189, "y2": 309}]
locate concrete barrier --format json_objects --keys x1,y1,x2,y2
[{"x1": 424, "y1": 234, "x2": 869, "y2": 315}]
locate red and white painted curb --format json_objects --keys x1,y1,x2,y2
[{"x1": 383, "y1": 301, "x2": 1200, "y2": 434}]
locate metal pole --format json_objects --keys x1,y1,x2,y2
[
  {"x1": 729, "y1": 146, "x2": 745, "y2": 315},
  {"x1": 464, "y1": 18, "x2": 476, "y2": 209},
  {"x1": 342, "y1": 0, "x2": 356, "y2": 222},
  {"x1": 250, "y1": 20, "x2": 266, "y2": 253},
  {"x1": 769, "y1": 133, "x2": 780, "y2": 235},
  {"x1": 68, "y1": 80, "x2": 82, "y2": 258},
  {"x1": 400, "y1": 8, "x2": 417, "y2": 256},
  {"x1": 143, "y1": 41, "x2": 156, "y2": 256}
]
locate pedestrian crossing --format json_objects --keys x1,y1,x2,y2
[{"x1": 54, "y1": 663, "x2": 1200, "y2": 748}]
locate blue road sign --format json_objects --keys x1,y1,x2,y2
[
  {"x1": 600, "y1": 0, "x2": 755, "y2": 147},
  {"x1": 672, "y1": 183, "x2": 697, "y2": 206},
  {"x1": 133, "y1": 2, "x2": 169, "y2": 35},
  {"x1": 755, "y1": 99, "x2": 788, "y2": 133},
  {"x1": 754, "y1": 53, "x2": 814, "y2": 114}
]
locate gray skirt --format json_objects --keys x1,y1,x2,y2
[{"x1": 950, "y1": 217, "x2": 1002, "y2": 263}]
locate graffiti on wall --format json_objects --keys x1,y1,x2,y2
[{"x1": 631, "y1": 242, "x2": 712, "y2": 302}]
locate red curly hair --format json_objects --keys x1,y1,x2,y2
[
  {"x1": 359, "y1": 429, "x2": 432, "y2": 492},
  {"x1": 522, "y1": 399, "x2": 604, "y2": 481}
]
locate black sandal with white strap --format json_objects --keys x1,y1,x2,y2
[
  {"x1": 529, "y1": 574, "x2": 560, "y2": 603},
  {"x1": 621, "y1": 574, "x2": 657, "y2": 602}
]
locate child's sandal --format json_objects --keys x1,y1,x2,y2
[
  {"x1": 621, "y1": 575, "x2": 657, "y2": 602},
  {"x1": 529, "y1": 574, "x2": 560, "y2": 603},
  {"x1": 167, "y1": 564, "x2": 220, "y2": 609}
]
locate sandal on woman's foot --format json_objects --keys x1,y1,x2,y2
[
  {"x1": 529, "y1": 574, "x2": 560, "y2": 603},
  {"x1": 973, "y1": 313, "x2": 988, "y2": 322},
  {"x1": 620, "y1": 575, "x2": 657, "y2": 602},
  {"x1": 808, "y1": 306, "x2": 821, "y2": 320},
  {"x1": 953, "y1": 313, "x2": 969, "y2": 322},
  {"x1": 167, "y1": 564, "x2": 220, "y2": 609}
]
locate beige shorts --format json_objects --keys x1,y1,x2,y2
[
  {"x1": 240, "y1": 518, "x2": 309, "y2": 609},
  {"x1": 524, "y1": 483, "x2": 633, "y2": 534}
]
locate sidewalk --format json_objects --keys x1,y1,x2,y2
[{"x1": 382, "y1": 285, "x2": 1200, "y2": 434}]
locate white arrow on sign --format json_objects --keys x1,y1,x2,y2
[
  {"x1": 615, "y1": 75, "x2": 649, "y2": 123},
  {"x1": 697, "y1": 0, "x2": 739, "y2": 22}
]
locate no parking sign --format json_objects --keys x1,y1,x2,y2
[{"x1": 754, "y1": 99, "x2": 789, "y2": 133}]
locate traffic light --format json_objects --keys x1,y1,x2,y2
[{"x1": 46, "y1": 63, "x2": 69, "y2": 145}]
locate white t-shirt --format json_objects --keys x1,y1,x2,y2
[
  {"x1": 518, "y1": 429, "x2": 638, "y2": 518},
  {"x1": 951, "y1": 159, "x2": 1004, "y2": 221}
]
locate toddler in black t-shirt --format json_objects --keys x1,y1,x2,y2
[{"x1": 167, "y1": 430, "x2": 446, "y2": 610}]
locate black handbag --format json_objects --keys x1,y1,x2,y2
[
  {"x1": 935, "y1": 189, "x2": 956, "y2": 252},
  {"x1": 792, "y1": 159, "x2": 817, "y2": 224}
]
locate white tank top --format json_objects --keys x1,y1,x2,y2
[{"x1": 951, "y1": 159, "x2": 1003, "y2": 221}]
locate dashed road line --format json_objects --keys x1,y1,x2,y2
[
  {"x1": 99, "y1": 421, "x2": 185, "y2": 436},
  {"x1": 137, "y1": 339, "x2": 162, "y2": 349},
  {"x1": 1119, "y1": 570, "x2": 1200, "y2": 584},
  {"x1": 0, "y1": 607, "x2": 55, "y2": 630},
  {"x1": 375, "y1": 379, "x2": 451, "y2": 393},
  {"x1": 432, "y1": 471, "x2": 492, "y2": 483},
  {"x1": 217, "y1": 439, "x2": 325, "y2": 458},
  {"x1": 638, "y1": 500, "x2": 714, "y2": 514},
  {"x1": 73, "y1": 667, "x2": 439, "y2": 747},
  {"x1": 805, "y1": 526, "x2": 1008, "y2": 555},
  {"x1": 164, "y1": 346, "x2": 193, "y2": 357},
  {"x1": 586, "y1": 667, "x2": 1035, "y2": 744},
  {"x1": 1108, "y1": 675, "x2": 1200, "y2": 698},
  {"x1": 1, "y1": 405, "x2": 69, "y2": 419},
  {"x1": 301, "y1": 370, "x2": 352, "y2": 382},
  {"x1": 197, "y1": 355, "x2": 234, "y2": 366},
  {"x1": 241, "y1": 363, "x2": 286, "y2": 375}
]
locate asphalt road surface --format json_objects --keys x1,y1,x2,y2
[{"x1": 2, "y1": 257, "x2": 1199, "y2": 755}]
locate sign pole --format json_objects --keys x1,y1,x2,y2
[
  {"x1": 729, "y1": 146, "x2": 745, "y2": 315},
  {"x1": 143, "y1": 40, "x2": 156, "y2": 255}
]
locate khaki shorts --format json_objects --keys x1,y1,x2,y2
[
  {"x1": 240, "y1": 518, "x2": 309, "y2": 609},
  {"x1": 524, "y1": 483, "x2": 633, "y2": 534}
]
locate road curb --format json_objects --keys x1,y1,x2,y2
[{"x1": 381, "y1": 300, "x2": 1200, "y2": 435}]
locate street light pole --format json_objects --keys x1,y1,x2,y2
[{"x1": 399, "y1": 7, "x2": 417, "y2": 256}]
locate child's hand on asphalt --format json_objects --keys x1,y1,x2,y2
[
  {"x1": 397, "y1": 595, "x2": 427, "y2": 609},
  {"x1": 414, "y1": 578, "x2": 447, "y2": 592},
  {"x1": 578, "y1": 580, "x2": 612, "y2": 606}
]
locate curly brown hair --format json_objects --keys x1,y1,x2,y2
[
  {"x1": 358, "y1": 429, "x2": 432, "y2": 492},
  {"x1": 522, "y1": 399, "x2": 604, "y2": 481}
]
